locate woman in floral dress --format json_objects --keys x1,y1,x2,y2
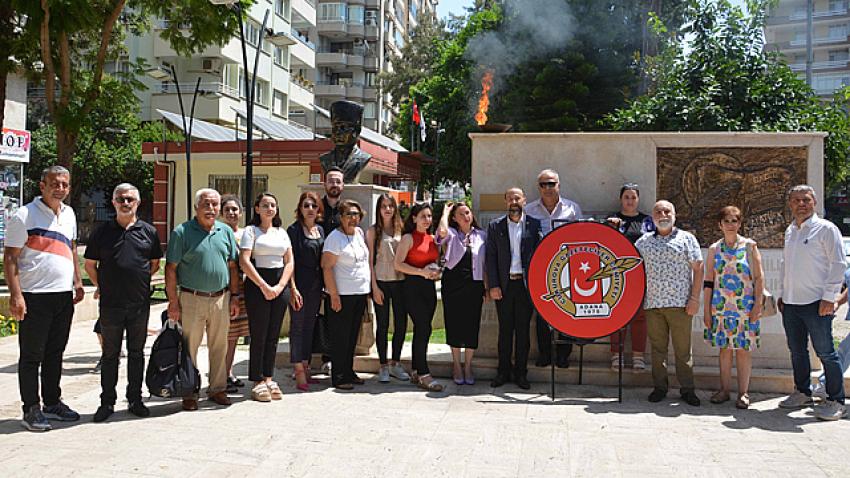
[{"x1": 703, "y1": 206, "x2": 764, "y2": 409}]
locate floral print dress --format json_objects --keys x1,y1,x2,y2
[{"x1": 704, "y1": 237, "x2": 760, "y2": 350}]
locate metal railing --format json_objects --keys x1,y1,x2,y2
[
  {"x1": 790, "y1": 35, "x2": 848, "y2": 46},
  {"x1": 788, "y1": 59, "x2": 850, "y2": 71},
  {"x1": 156, "y1": 82, "x2": 239, "y2": 98},
  {"x1": 789, "y1": 8, "x2": 848, "y2": 21}
]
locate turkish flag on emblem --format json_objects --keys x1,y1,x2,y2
[{"x1": 568, "y1": 244, "x2": 603, "y2": 304}]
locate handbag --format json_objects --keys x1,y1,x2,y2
[
  {"x1": 355, "y1": 301, "x2": 376, "y2": 355},
  {"x1": 146, "y1": 317, "x2": 201, "y2": 398},
  {"x1": 744, "y1": 241, "x2": 777, "y2": 317}
]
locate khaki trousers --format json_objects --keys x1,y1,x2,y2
[
  {"x1": 179, "y1": 291, "x2": 230, "y2": 399},
  {"x1": 646, "y1": 307, "x2": 695, "y2": 393}
]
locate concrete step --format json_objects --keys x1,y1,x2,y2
[{"x1": 276, "y1": 342, "x2": 850, "y2": 395}]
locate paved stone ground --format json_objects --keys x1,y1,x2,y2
[{"x1": 0, "y1": 303, "x2": 849, "y2": 477}]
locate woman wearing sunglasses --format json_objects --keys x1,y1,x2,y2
[
  {"x1": 321, "y1": 200, "x2": 371, "y2": 390},
  {"x1": 286, "y1": 191, "x2": 325, "y2": 391}
]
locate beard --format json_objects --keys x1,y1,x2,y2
[
  {"x1": 655, "y1": 219, "x2": 673, "y2": 230},
  {"x1": 326, "y1": 187, "x2": 341, "y2": 198},
  {"x1": 508, "y1": 205, "x2": 523, "y2": 218}
]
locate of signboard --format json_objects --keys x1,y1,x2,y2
[
  {"x1": 528, "y1": 221, "x2": 646, "y2": 339},
  {"x1": 0, "y1": 128, "x2": 31, "y2": 163}
]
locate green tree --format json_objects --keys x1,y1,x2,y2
[
  {"x1": 7, "y1": 0, "x2": 248, "y2": 170},
  {"x1": 607, "y1": 0, "x2": 850, "y2": 189}
]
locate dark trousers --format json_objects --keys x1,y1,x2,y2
[
  {"x1": 18, "y1": 292, "x2": 74, "y2": 412},
  {"x1": 289, "y1": 284, "x2": 322, "y2": 363},
  {"x1": 404, "y1": 276, "x2": 437, "y2": 375},
  {"x1": 245, "y1": 268, "x2": 288, "y2": 382},
  {"x1": 495, "y1": 279, "x2": 532, "y2": 377},
  {"x1": 783, "y1": 302, "x2": 846, "y2": 403},
  {"x1": 375, "y1": 280, "x2": 407, "y2": 364},
  {"x1": 100, "y1": 304, "x2": 149, "y2": 406},
  {"x1": 535, "y1": 314, "x2": 572, "y2": 363},
  {"x1": 329, "y1": 294, "x2": 367, "y2": 386}
]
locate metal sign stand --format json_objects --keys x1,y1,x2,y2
[{"x1": 548, "y1": 322, "x2": 628, "y2": 403}]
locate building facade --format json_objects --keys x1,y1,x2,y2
[
  {"x1": 310, "y1": 0, "x2": 438, "y2": 135},
  {"x1": 766, "y1": 0, "x2": 850, "y2": 96},
  {"x1": 128, "y1": 0, "x2": 317, "y2": 128}
]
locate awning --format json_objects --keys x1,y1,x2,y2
[
  {"x1": 232, "y1": 107, "x2": 315, "y2": 140},
  {"x1": 315, "y1": 105, "x2": 407, "y2": 153},
  {"x1": 156, "y1": 109, "x2": 246, "y2": 141}
]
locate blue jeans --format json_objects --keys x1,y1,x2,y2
[
  {"x1": 782, "y1": 302, "x2": 845, "y2": 403},
  {"x1": 818, "y1": 333, "x2": 850, "y2": 387}
]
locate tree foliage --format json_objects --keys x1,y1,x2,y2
[{"x1": 607, "y1": 0, "x2": 850, "y2": 189}]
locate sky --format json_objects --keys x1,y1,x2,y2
[{"x1": 436, "y1": 0, "x2": 749, "y2": 21}]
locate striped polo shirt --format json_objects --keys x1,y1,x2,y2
[{"x1": 5, "y1": 197, "x2": 77, "y2": 293}]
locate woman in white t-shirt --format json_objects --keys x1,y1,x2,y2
[
  {"x1": 240, "y1": 193, "x2": 294, "y2": 402},
  {"x1": 321, "y1": 199, "x2": 371, "y2": 390}
]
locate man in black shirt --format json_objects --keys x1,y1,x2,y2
[
  {"x1": 84, "y1": 183, "x2": 163, "y2": 422},
  {"x1": 316, "y1": 167, "x2": 344, "y2": 374}
]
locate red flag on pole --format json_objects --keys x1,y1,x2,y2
[{"x1": 412, "y1": 100, "x2": 421, "y2": 125}]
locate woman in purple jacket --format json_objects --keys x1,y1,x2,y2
[{"x1": 437, "y1": 202, "x2": 487, "y2": 385}]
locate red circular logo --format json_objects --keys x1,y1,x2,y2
[{"x1": 528, "y1": 222, "x2": 646, "y2": 339}]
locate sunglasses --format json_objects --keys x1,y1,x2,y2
[
  {"x1": 721, "y1": 218, "x2": 739, "y2": 224},
  {"x1": 343, "y1": 211, "x2": 362, "y2": 217},
  {"x1": 623, "y1": 182, "x2": 639, "y2": 189},
  {"x1": 302, "y1": 203, "x2": 319, "y2": 209},
  {"x1": 115, "y1": 197, "x2": 137, "y2": 204},
  {"x1": 538, "y1": 181, "x2": 558, "y2": 189}
]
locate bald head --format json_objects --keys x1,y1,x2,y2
[{"x1": 505, "y1": 187, "x2": 526, "y2": 221}]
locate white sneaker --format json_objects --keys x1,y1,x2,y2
[
  {"x1": 320, "y1": 361, "x2": 332, "y2": 376},
  {"x1": 378, "y1": 365, "x2": 390, "y2": 383},
  {"x1": 812, "y1": 382, "x2": 828, "y2": 400},
  {"x1": 779, "y1": 391, "x2": 814, "y2": 409},
  {"x1": 610, "y1": 354, "x2": 620, "y2": 371},
  {"x1": 814, "y1": 400, "x2": 847, "y2": 421},
  {"x1": 389, "y1": 363, "x2": 410, "y2": 381},
  {"x1": 632, "y1": 355, "x2": 646, "y2": 371}
]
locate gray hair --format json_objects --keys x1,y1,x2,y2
[
  {"x1": 788, "y1": 184, "x2": 816, "y2": 201},
  {"x1": 41, "y1": 165, "x2": 70, "y2": 182},
  {"x1": 112, "y1": 183, "x2": 139, "y2": 200},
  {"x1": 537, "y1": 169, "x2": 560, "y2": 182},
  {"x1": 194, "y1": 188, "x2": 221, "y2": 208}
]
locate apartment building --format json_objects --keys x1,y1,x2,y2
[
  {"x1": 129, "y1": 0, "x2": 317, "y2": 128},
  {"x1": 765, "y1": 0, "x2": 850, "y2": 96},
  {"x1": 310, "y1": 0, "x2": 438, "y2": 135}
]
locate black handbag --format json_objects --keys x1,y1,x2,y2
[
  {"x1": 311, "y1": 307, "x2": 332, "y2": 355},
  {"x1": 146, "y1": 317, "x2": 201, "y2": 398}
]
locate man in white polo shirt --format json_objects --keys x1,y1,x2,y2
[{"x1": 4, "y1": 166, "x2": 85, "y2": 432}]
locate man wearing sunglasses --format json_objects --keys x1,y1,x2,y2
[
  {"x1": 525, "y1": 169, "x2": 583, "y2": 369},
  {"x1": 84, "y1": 183, "x2": 163, "y2": 422}
]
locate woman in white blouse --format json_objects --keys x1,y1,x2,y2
[
  {"x1": 321, "y1": 199, "x2": 371, "y2": 390},
  {"x1": 240, "y1": 193, "x2": 294, "y2": 402}
]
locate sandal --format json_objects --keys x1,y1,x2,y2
[
  {"x1": 409, "y1": 372, "x2": 421, "y2": 385},
  {"x1": 417, "y1": 375, "x2": 444, "y2": 392},
  {"x1": 251, "y1": 383, "x2": 271, "y2": 402},
  {"x1": 294, "y1": 366, "x2": 309, "y2": 391},
  {"x1": 710, "y1": 390, "x2": 731, "y2": 404},
  {"x1": 736, "y1": 393, "x2": 750, "y2": 409},
  {"x1": 267, "y1": 381, "x2": 283, "y2": 400},
  {"x1": 632, "y1": 355, "x2": 646, "y2": 370}
]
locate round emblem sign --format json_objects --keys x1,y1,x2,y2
[{"x1": 528, "y1": 221, "x2": 646, "y2": 339}]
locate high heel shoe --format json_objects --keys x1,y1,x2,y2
[
  {"x1": 294, "y1": 367, "x2": 310, "y2": 392},
  {"x1": 453, "y1": 366, "x2": 464, "y2": 385}
]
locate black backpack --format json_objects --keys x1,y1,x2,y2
[{"x1": 145, "y1": 314, "x2": 200, "y2": 398}]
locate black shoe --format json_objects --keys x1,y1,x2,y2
[
  {"x1": 91, "y1": 359, "x2": 102, "y2": 374},
  {"x1": 226, "y1": 380, "x2": 238, "y2": 393},
  {"x1": 21, "y1": 404, "x2": 51, "y2": 432},
  {"x1": 680, "y1": 390, "x2": 701, "y2": 406},
  {"x1": 350, "y1": 375, "x2": 365, "y2": 385},
  {"x1": 535, "y1": 357, "x2": 552, "y2": 367},
  {"x1": 555, "y1": 357, "x2": 570, "y2": 369},
  {"x1": 93, "y1": 405, "x2": 114, "y2": 423},
  {"x1": 490, "y1": 374, "x2": 509, "y2": 388},
  {"x1": 648, "y1": 388, "x2": 667, "y2": 403},
  {"x1": 42, "y1": 400, "x2": 80, "y2": 422},
  {"x1": 128, "y1": 401, "x2": 150, "y2": 418},
  {"x1": 515, "y1": 375, "x2": 531, "y2": 390}
]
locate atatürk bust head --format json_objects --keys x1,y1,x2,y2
[{"x1": 321, "y1": 100, "x2": 371, "y2": 183}]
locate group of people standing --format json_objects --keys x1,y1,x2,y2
[{"x1": 7, "y1": 165, "x2": 848, "y2": 432}]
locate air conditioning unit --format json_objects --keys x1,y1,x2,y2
[{"x1": 201, "y1": 58, "x2": 222, "y2": 73}]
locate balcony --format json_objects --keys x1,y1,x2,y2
[
  {"x1": 347, "y1": 53, "x2": 365, "y2": 68},
  {"x1": 365, "y1": 24, "x2": 379, "y2": 41},
  {"x1": 349, "y1": 0, "x2": 366, "y2": 4},
  {"x1": 316, "y1": 52, "x2": 347, "y2": 68},
  {"x1": 150, "y1": 82, "x2": 241, "y2": 123},
  {"x1": 288, "y1": 81, "x2": 314, "y2": 110},
  {"x1": 290, "y1": 34, "x2": 316, "y2": 68},
  {"x1": 157, "y1": 82, "x2": 239, "y2": 99},
  {"x1": 366, "y1": 0, "x2": 380, "y2": 7},
  {"x1": 291, "y1": 0, "x2": 316, "y2": 26},
  {"x1": 788, "y1": 59, "x2": 850, "y2": 72},
  {"x1": 346, "y1": 83, "x2": 364, "y2": 99},
  {"x1": 315, "y1": 82, "x2": 347, "y2": 98},
  {"x1": 767, "y1": 8, "x2": 850, "y2": 25},
  {"x1": 788, "y1": 35, "x2": 850, "y2": 48},
  {"x1": 348, "y1": 22, "x2": 365, "y2": 38},
  {"x1": 363, "y1": 85, "x2": 378, "y2": 98},
  {"x1": 317, "y1": 20, "x2": 348, "y2": 36},
  {"x1": 364, "y1": 55, "x2": 379, "y2": 71}
]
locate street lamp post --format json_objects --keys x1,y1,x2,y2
[{"x1": 430, "y1": 120, "x2": 445, "y2": 203}]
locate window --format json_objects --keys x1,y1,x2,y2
[
  {"x1": 364, "y1": 102, "x2": 376, "y2": 119},
  {"x1": 830, "y1": 49, "x2": 849, "y2": 61},
  {"x1": 223, "y1": 64, "x2": 239, "y2": 95},
  {"x1": 829, "y1": 24, "x2": 848, "y2": 39},
  {"x1": 275, "y1": 0, "x2": 290, "y2": 18},
  {"x1": 365, "y1": 72, "x2": 376, "y2": 86},
  {"x1": 274, "y1": 46, "x2": 289, "y2": 68},
  {"x1": 408, "y1": 0, "x2": 417, "y2": 18},
  {"x1": 348, "y1": 5, "x2": 365, "y2": 24},
  {"x1": 812, "y1": 73, "x2": 850, "y2": 93},
  {"x1": 209, "y1": 175, "x2": 269, "y2": 200},
  {"x1": 319, "y1": 3, "x2": 346, "y2": 22},
  {"x1": 394, "y1": 29, "x2": 405, "y2": 48},
  {"x1": 238, "y1": 70, "x2": 270, "y2": 107},
  {"x1": 245, "y1": 21, "x2": 261, "y2": 46},
  {"x1": 273, "y1": 90, "x2": 288, "y2": 117},
  {"x1": 830, "y1": 0, "x2": 845, "y2": 12}
]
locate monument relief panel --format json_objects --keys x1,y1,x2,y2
[{"x1": 657, "y1": 147, "x2": 807, "y2": 248}]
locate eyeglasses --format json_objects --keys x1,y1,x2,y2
[
  {"x1": 721, "y1": 218, "x2": 739, "y2": 224},
  {"x1": 343, "y1": 211, "x2": 362, "y2": 217},
  {"x1": 115, "y1": 197, "x2": 137, "y2": 204},
  {"x1": 623, "y1": 182, "x2": 639, "y2": 189},
  {"x1": 302, "y1": 203, "x2": 319, "y2": 209},
  {"x1": 538, "y1": 181, "x2": 558, "y2": 189}
]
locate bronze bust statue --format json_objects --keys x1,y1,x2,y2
[{"x1": 320, "y1": 100, "x2": 372, "y2": 183}]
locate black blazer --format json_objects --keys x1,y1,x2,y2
[
  {"x1": 485, "y1": 214, "x2": 542, "y2": 291},
  {"x1": 286, "y1": 221, "x2": 325, "y2": 291}
]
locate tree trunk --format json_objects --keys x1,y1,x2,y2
[
  {"x1": 0, "y1": 71, "x2": 7, "y2": 130},
  {"x1": 56, "y1": 127, "x2": 77, "y2": 169}
]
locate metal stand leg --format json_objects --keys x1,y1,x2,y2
[
  {"x1": 618, "y1": 327, "x2": 625, "y2": 403},
  {"x1": 578, "y1": 344, "x2": 584, "y2": 385},
  {"x1": 550, "y1": 325, "x2": 556, "y2": 401}
]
